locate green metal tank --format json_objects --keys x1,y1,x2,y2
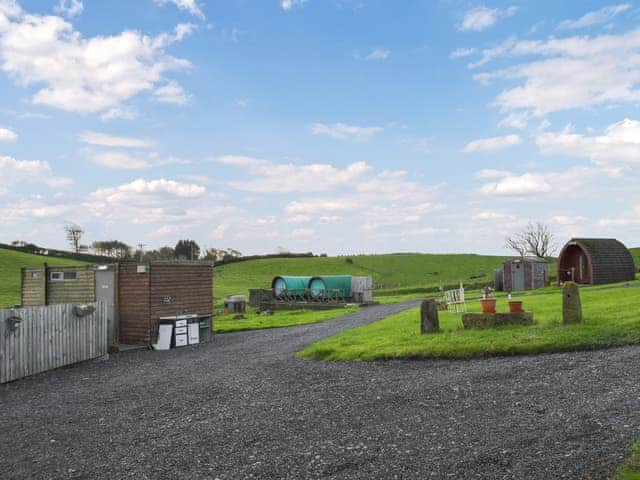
[
  {"x1": 271, "y1": 276, "x2": 311, "y2": 298},
  {"x1": 308, "y1": 275, "x2": 352, "y2": 300}
]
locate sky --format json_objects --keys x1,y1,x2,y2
[{"x1": 1, "y1": 0, "x2": 640, "y2": 256}]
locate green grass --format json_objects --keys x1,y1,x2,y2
[
  {"x1": 615, "y1": 440, "x2": 640, "y2": 480},
  {"x1": 0, "y1": 249, "x2": 86, "y2": 308},
  {"x1": 214, "y1": 307, "x2": 358, "y2": 333},
  {"x1": 214, "y1": 252, "x2": 510, "y2": 303},
  {"x1": 298, "y1": 282, "x2": 640, "y2": 361}
]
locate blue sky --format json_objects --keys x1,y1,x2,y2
[{"x1": 1, "y1": 0, "x2": 640, "y2": 255}]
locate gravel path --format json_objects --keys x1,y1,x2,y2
[{"x1": 1, "y1": 301, "x2": 639, "y2": 479}]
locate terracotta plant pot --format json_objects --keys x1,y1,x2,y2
[
  {"x1": 508, "y1": 301, "x2": 524, "y2": 313},
  {"x1": 480, "y1": 298, "x2": 497, "y2": 314}
]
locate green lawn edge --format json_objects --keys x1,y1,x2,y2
[
  {"x1": 214, "y1": 307, "x2": 358, "y2": 334},
  {"x1": 297, "y1": 284, "x2": 640, "y2": 361},
  {"x1": 614, "y1": 440, "x2": 640, "y2": 480}
]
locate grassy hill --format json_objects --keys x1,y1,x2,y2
[
  {"x1": 213, "y1": 253, "x2": 511, "y2": 301},
  {"x1": 0, "y1": 248, "x2": 86, "y2": 308},
  {"x1": 2, "y1": 247, "x2": 638, "y2": 308}
]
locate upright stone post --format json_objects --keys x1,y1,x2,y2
[
  {"x1": 562, "y1": 282, "x2": 582, "y2": 324},
  {"x1": 420, "y1": 299, "x2": 439, "y2": 333}
]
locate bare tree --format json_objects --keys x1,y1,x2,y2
[
  {"x1": 64, "y1": 222, "x2": 84, "y2": 253},
  {"x1": 505, "y1": 235, "x2": 528, "y2": 257},
  {"x1": 505, "y1": 222, "x2": 555, "y2": 258}
]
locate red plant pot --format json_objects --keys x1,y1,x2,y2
[
  {"x1": 480, "y1": 298, "x2": 497, "y2": 314},
  {"x1": 508, "y1": 301, "x2": 524, "y2": 313}
]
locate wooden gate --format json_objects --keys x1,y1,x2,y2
[{"x1": 0, "y1": 302, "x2": 107, "y2": 384}]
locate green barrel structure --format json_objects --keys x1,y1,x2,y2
[
  {"x1": 308, "y1": 275, "x2": 352, "y2": 300},
  {"x1": 271, "y1": 276, "x2": 311, "y2": 299}
]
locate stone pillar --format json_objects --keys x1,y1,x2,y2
[
  {"x1": 562, "y1": 282, "x2": 582, "y2": 324},
  {"x1": 420, "y1": 299, "x2": 439, "y2": 333}
]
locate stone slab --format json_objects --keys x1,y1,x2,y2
[{"x1": 461, "y1": 312, "x2": 534, "y2": 329}]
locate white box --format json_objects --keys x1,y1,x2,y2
[
  {"x1": 175, "y1": 326, "x2": 188, "y2": 335},
  {"x1": 188, "y1": 323, "x2": 199, "y2": 345},
  {"x1": 175, "y1": 334, "x2": 188, "y2": 347},
  {"x1": 175, "y1": 319, "x2": 188, "y2": 328}
]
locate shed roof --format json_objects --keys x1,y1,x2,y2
[{"x1": 562, "y1": 238, "x2": 636, "y2": 284}]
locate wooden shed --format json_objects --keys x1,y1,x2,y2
[
  {"x1": 557, "y1": 238, "x2": 636, "y2": 285},
  {"x1": 118, "y1": 261, "x2": 213, "y2": 345},
  {"x1": 22, "y1": 265, "x2": 99, "y2": 307},
  {"x1": 501, "y1": 257, "x2": 549, "y2": 292}
]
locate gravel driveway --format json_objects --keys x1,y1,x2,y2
[{"x1": 1, "y1": 301, "x2": 639, "y2": 479}]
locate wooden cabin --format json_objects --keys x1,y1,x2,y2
[
  {"x1": 500, "y1": 257, "x2": 549, "y2": 292},
  {"x1": 557, "y1": 238, "x2": 636, "y2": 285},
  {"x1": 118, "y1": 261, "x2": 213, "y2": 345}
]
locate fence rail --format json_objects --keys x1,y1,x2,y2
[{"x1": 0, "y1": 302, "x2": 107, "y2": 384}]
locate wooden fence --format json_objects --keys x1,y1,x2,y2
[{"x1": 0, "y1": 302, "x2": 107, "y2": 384}]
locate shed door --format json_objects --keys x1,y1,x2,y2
[
  {"x1": 95, "y1": 271, "x2": 116, "y2": 345},
  {"x1": 511, "y1": 263, "x2": 525, "y2": 291}
]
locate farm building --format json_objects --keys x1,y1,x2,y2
[
  {"x1": 21, "y1": 264, "x2": 103, "y2": 307},
  {"x1": 495, "y1": 257, "x2": 549, "y2": 292},
  {"x1": 117, "y1": 261, "x2": 213, "y2": 345},
  {"x1": 557, "y1": 238, "x2": 636, "y2": 285},
  {"x1": 20, "y1": 261, "x2": 214, "y2": 346}
]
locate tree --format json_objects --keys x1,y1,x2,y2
[
  {"x1": 505, "y1": 222, "x2": 555, "y2": 258},
  {"x1": 175, "y1": 239, "x2": 200, "y2": 260},
  {"x1": 92, "y1": 240, "x2": 132, "y2": 259},
  {"x1": 64, "y1": 223, "x2": 84, "y2": 253}
]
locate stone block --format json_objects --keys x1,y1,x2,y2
[
  {"x1": 461, "y1": 312, "x2": 534, "y2": 329},
  {"x1": 420, "y1": 299, "x2": 440, "y2": 333},
  {"x1": 562, "y1": 282, "x2": 582, "y2": 324}
]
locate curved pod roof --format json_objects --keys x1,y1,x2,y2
[
  {"x1": 557, "y1": 238, "x2": 636, "y2": 285},
  {"x1": 308, "y1": 275, "x2": 352, "y2": 299},
  {"x1": 271, "y1": 276, "x2": 311, "y2": 297}
]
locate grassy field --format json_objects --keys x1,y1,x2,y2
[
  {"x1": 213, "y1": 253, "x2": 511, "y2": 302},
  {"x1": 298, "y1": 280, "x2": 640, "y2": 361},
  {"x1": 616, "y1": 440, "x2": 640, "y2": 480},
  {"x1": 0, "y1": 249, "x2": 86, "y2": 308},
  {"x1": 214, "y1": 307, "x2": 358, "y2": 333}
]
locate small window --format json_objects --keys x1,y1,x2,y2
[
  {"x1": 31, "y1": 272, "x2": 40, "y2": 279},
  {"x1": 50, "y1": 271, "x2": 63, "y2": 281},
  {"x1": 50, "y1": 271, "x2": 77, "y2": 281}
]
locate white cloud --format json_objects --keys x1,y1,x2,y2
[
  {"x1": 478, "y1": 167, "x2": 597, "y2": 197},
  {"x1": 463, "y1": 134, "x2": 521, "y2": 153},
  {"x1": 0, "y1": 7, "x2": 193, "y2": 114},
  {"x1": 209, "y1": 223, "x2": 228, "y2": 240},
  {"x1": 471, "y1": 27, "x2": 640, "y2": 115},
  {"x1": 0, "y1": 155, "x2": 72, "y2": 188},
  {"x1": 214, "y1": 155, "x2": 371, "y2": 193},
  {"x1": 291, "y1": 228, "x2": 314, "y2": 238},
  {"x1": 458, "y1": 6, "x2": 517, "y2": 32},
  {"x1": 498, "y1": 112, "x2": 529, "y2": 130},
  {"x1": 310, "y1": 122, "x2": 382, "y2": 141},
  {"x1": 364, "y1": 48, "x2": 390, "y2": 61},
  {"x1": 92, "y1": 179, "x2": 205, "y2": 201},
  {"x1": 449, "y1": 47, "x2": 476, "y2": 59},
  {"x1": 55, "y1": 0, "x2": 83, "y2": 18},
  {"x1": 472, "y1": 211, "x2": 514, "y2": 221},
  {"x1": 281, "y1": 0, "x2": 306, "y2": 11},
  {"x1": 558, "y1": 4, "x2": 630, "y2": 30},
  {"x1": 0, "y1": 126, "x2": 17, "y2": 142},
  {"x1": 475, "y1": 169, "x2": 512, "y2": 179},
  {"x1": 0, "y1": 199, "x2": 71, "y2": 222},
  {"x1": 537, "y1": 119, "x2": 640, "y2": 170},
  {"x1": 154, "y1": 0, "x2": 205, "y2": 20},
  {"x1": 154, "y1": 80, "x2": 192, "y2": 105},
  {"x1": 90, "y1": 152, "x2": 151, "y2": 169},
  {"x1": 78, "y1": 131, "x2": 153, "y2": 149}
]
